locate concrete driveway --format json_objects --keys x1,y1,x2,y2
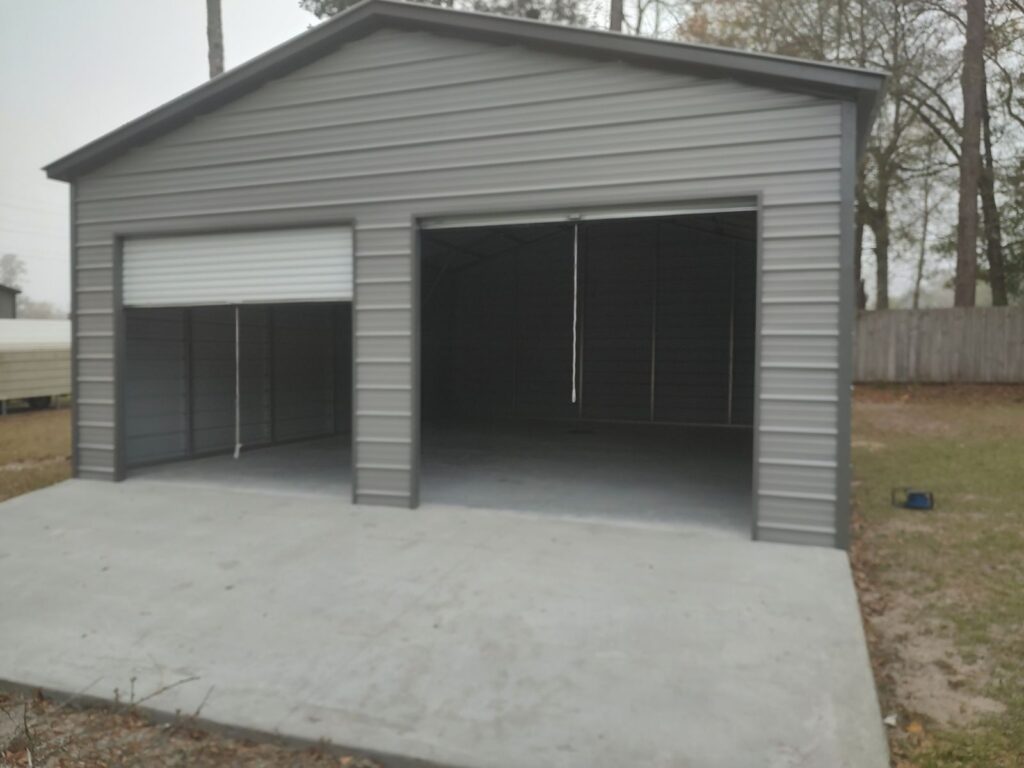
[{"x1": 0, "y1": 479, "x2": 887, "y2": 768}]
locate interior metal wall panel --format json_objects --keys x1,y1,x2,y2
[
  {"x1": 450, "y1": 253, "x2": 516, "y2": 420},
  {"x1": 513, "y1": 228, "x2": 576, "y2": 420},
  {"x1": 123, "y1": 228, "x2": 353, "y2": 307},
  {"x1": 423, "y1": 216, "x2": 754, "y2": 429},
  {"x1": 189, "y1": 307, "x2": 238, "y2": 454},
  {"x1": 580, "y1": 221, "x2": 656, "y2": 422},
  {"x1": 272, "y1": 304, "x2": 337, "y2": 441},
  {"x1": 124, "y1": 303, "x2": 345, "y2": 466},
  {"x1": 124, "y1": 308, "x2": 187, "y2": 467},
  {"x1": 72, "y1": 25, "x2": 847, "y2": 543},
  {"x1": 654, "y1": 225, "x2": 732, "y2": 423},
  {"x1": 239, "y1": 307, "x2": 273, "y2": 447}
]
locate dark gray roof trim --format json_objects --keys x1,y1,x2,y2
[
  {"x1": 0, "y1": 284, "x2": 22, "y2": 295},
  {"x1": 44, "y1": 0, "x2": 886, "y2": 181}
]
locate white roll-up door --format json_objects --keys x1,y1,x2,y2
[{"x1": 123, "y1": 227, "x2": 353, "y2": 307}]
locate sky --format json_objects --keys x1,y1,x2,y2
[{"x1": 0, "y1": 0, "x2": 320, "y2": 311}]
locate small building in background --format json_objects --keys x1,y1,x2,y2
[
  {"x1": 0, "y1": 284, "x2": 20, "y2": 319},
  {"x1": 0, "y1": 319, "x2": 71, "y2": 413}
]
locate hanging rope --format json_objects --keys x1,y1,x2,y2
[
  {"x1": 571, "y1": 223, "x2": 579, "y2": 404},
  {"x1": 233, "y1": 305, "x2": 241, "y2": 459}
]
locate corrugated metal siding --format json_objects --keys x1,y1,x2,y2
[
  {"x1": 72, "y1": 26, "x2": 845, "y2": 542},
  {"x1": 123, "y1": 228, "x2": 353, "y2": 306},
  {"x1": 124, "y1": 303, "x2": 341, "y2": 466}
]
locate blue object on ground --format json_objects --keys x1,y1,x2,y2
[{"x1": 891, "y1": 487, "x2": 935, "y2": 510}]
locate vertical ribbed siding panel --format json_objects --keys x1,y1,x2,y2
[
  {"x1": 353, "y1": 224, "x2": 415, "y2": 505},
  {"x1": 73, "y1": 188, "x2": 117, "y2": 478},
  {"x1": 70, "y1": 26, "x2": 848, "y2": 543},
  {"x1": 756, "y1": 201, "x2": 841, "y2": 546}
]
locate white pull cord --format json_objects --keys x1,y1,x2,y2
[
  {"x1": 233, "y1": 305, "x2": 241, "y2": 459},
  {"x1": 571, "y1": 223, "x2": 579, "y2": 404}
]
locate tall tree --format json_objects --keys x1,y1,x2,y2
[
  {"x1": 1, "y1": 253, "x2": 25, "y2": 289},
  {"x1": 676, "y1": 0, "x2": 932, "y2": 310},
  {"x1": 610, "y1": 0, "x2": 624, "y2": 30},
  {"x1": 206, "y1": 0, "x2": 225, "y2": 78},
  {"x1": 981, "y1": 65, "x2": 1008, "y2": 305},
  {"x1": 954, "y1": 0, "x2": 985, "y2": 306}
]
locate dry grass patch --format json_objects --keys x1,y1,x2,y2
[{"x1": 0, "y1": 406, "x2": 71, "y2": 502}]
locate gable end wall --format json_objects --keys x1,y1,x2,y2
[{"x1": 71, "y1": 27, "x2": 850, "y2": 546}]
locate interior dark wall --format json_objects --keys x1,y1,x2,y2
[
  {"x1": 124, "y1": 301, "x2": 351, "y2": 469},
  {"x1": 124, "y1": 308, "x2": 188, "y2": 465},
  {"x1": 581, "y1": 221, "x2": 657, "y2": 421},
  {"x1": 421, "y1": 224, "x2": 574, "y2": 422},
  {"x1": 420, "y1": 213, "x2": 756, "y2": 428},
  {"x1": 272, "y1": 304, "x2": 342, "y2": 442},
  {"x1": 653, "y1": 223, "x2": 755, "y2": 424},
  {"x1": 190, "y1": 306, "x2": 272, "y2": 454}
]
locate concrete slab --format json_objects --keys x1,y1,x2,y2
[
  {"x1": 0, "y1": 479, "x2": 887, "y2": 768},
  {"x1": 134, "y1": 421, "x2": 752, "y2": 538},
  {"x1": 423, "y1": 421, "x2": 752, "y2": 536}
]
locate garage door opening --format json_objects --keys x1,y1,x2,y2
[
  {"x1": 123, "y1": 303, "x2": 352, "y2": 495},
  {"x1": 420, "y1": 211, "x2": 756, "y2": 535},
  {"x1": 118, "y1": 225, "x2": 354, "y2": 495}
]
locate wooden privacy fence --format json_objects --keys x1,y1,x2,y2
[{"x1": 854, "y1": 307, "x2": 1024, "y2": 383}]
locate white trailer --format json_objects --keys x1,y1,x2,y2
[{"x1": 0, "y1": 319, "x2": 71, "y2": 413}]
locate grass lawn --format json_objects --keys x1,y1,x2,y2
[{"x1": 852, "y1": 384, "x2": 1024, "y2": 768}]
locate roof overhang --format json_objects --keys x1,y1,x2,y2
[{"x1": 44, "y1": 0, "x2": 887, "y2": 182}]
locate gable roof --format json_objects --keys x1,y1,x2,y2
[
  {"x1": 44, "y1": 0, "x2": 886, "y2": 182},
  {"x1": 0, "y1": 284, "x2": 22, "y2": 296}
]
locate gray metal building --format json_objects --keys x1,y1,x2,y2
[{"x1": 45, "y1": 0, "x2": 884, "y2": 548}]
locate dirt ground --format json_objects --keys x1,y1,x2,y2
[
  {"x1": 0, "y1": 689, "x2": 382, "y2": 768},
  {"x1": 851, "y1": 384, "x2": 1024, "y2": 768}
]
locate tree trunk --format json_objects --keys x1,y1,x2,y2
[
  {"x1": 980, "y1": 68, "x2": 1008, "y2": 305},
  {"x1": 872, "y1": 213, "x2": 890, "y2": 310},
  {"x1": 206, "y1": 0, "x2": 225, "y2": 79},
  {"x1": 609, "y1": 0, "x2": 624, "y2": 31},
  {"x1": 913, "y1": 173, "x2": 931, "y2": 309},
  {"x1": 955, "y1": 0, "x2": 984, "y2": 307}
]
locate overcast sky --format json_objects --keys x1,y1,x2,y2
[{"x1": 0, "y1": 0, "x2": 319, "y2": 311}]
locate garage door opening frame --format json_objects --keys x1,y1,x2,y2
[
  {"x1": 109, "y1": 218, "x2": 358, "y2": 483},
  {"x1": 412, "y1": 193, "x2": 765, "y2": 532}
]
